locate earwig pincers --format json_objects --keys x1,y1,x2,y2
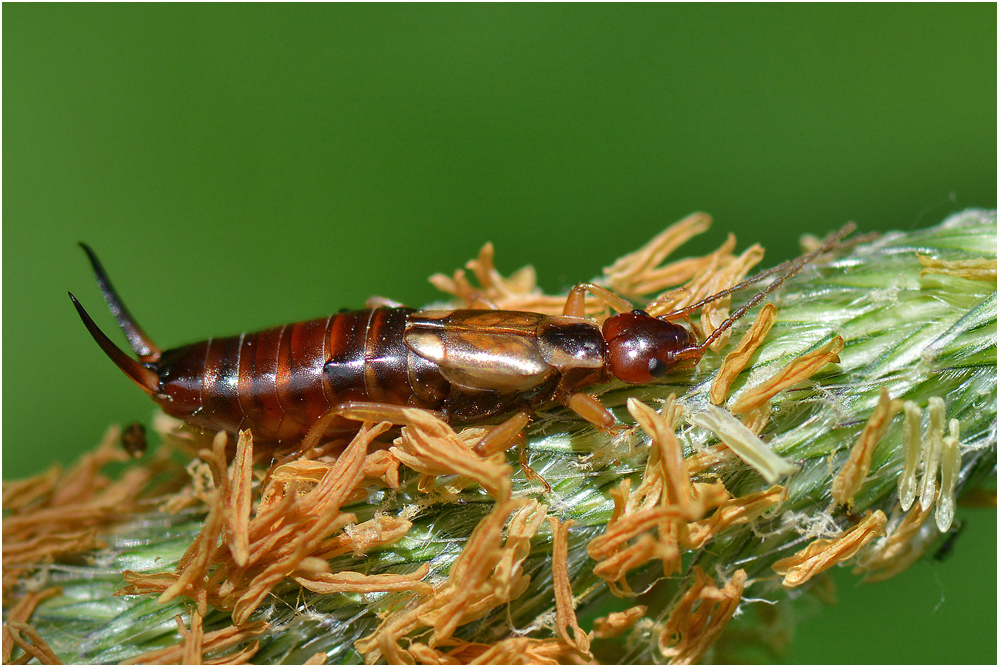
[{"x1": 70, "y1": 224, "x2": 858, "y2": 449}]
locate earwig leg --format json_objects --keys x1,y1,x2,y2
[
  {"x1": 333, "y1": 401, "x2": 447, "y2": 425},
  {"x1": 365, "y1": 295, "x2": 408, "y2": 309},
  {"x1": 565, "y1": 392, "x2": 617, "y2": 431},
  {"x1": 473, "y1": 410, "x2": 531, "y2": 457},
  {"x1": 299, "y1": 401, "x2": 449, "y2": 453},
  {"x1": 299, "y1": 411, "x2": 348, "y2": 453},
  {"x1": 563, "y1": 283, "x2": 634, "y2": 318},
  {"x1": 518, "y1": 439, "x2": 552, "y2": 493},
  {"x1": 471, "y1": 410, "x2": 552, "y2": 492}
]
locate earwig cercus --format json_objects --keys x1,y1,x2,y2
[{"x1": 69, "y1": 224, "x2": 859, "y2": 447}]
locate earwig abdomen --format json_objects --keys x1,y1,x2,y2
[{"x1": 156, "y1": 308, "x2": 429, "y2": 441}]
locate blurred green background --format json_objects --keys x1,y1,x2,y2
[{"x1": 4, "y1": 4, "x2": 995, "y2": 663}]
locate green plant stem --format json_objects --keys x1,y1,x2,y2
[{"x1": 8, "y1": 210, "x2": 996, "y2": 664}]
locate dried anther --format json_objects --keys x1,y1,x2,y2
[
  {"x1": 710, "y1": 302, "x2": 777, "y2": 405},
  {"x1": 917, "y1": 254, "x2": 997, "y2": 281},
  {"x1": 116, "y1": 421, "x2": 406, "y2": 627},
  {"x1": 2, "y1": 588, "x2": 61, "y2": 664},
  {"x1": 644, "y1": 238, "x2": 737, "y2": 317},
  {"x1": 430, "y1": 241, "x2": 594, "y2": 315},
  {"x1": 2, "y1": 425, "x2": 174, "y2": 603},
  {"x1": 729, "y1": 335, "x2": 844, "y2": 416},
  {"x1": 354, "y1": 499, "x2": 548, "y2": 662},
  {"x1": 177, "y1": 610, "x2": 204, "y2": 665},
  {"x1": 699, "y1": 244, "x2": 765, "y2": 353},
  {"x1": 120, "y1": 620, "x2": 268, "y2": 665},
  {"x1": 390, "y1": 408, "x2": 513, "y2": 500},
  {"x1": 682, "y1": 485, "x2": 786, "y2": 550},
  {"x1": 604, "y1": 212, "x2": 714, "y2": 298},
  {"x1": 6, "y1": 622, "x2": 62, "y2": 665},
  {"x1": 592, "y1": 533, "x2": 681, "y2": 597},
  {"x1": 549, "y1": 517, "x2": 592, "y2": 658},
  {"x1": 627, "y1": 399, "x2": 695, "y2": 516},
  {"x1": 294, "y1": 562, "x2": 432, "y2": 596},
  {"x1": 832, "y1": 388, "x2": 904, "y2": 506},
  {"x1": 593, "y1": 605, "x2": 647, "y2": 639},
  {"x1": 658, "y1": 567, "x2": 746, "y2": 665},
  {"x1": 592, "y1": 400, "x2": 747, "y2": 597},
  {"x1": 855, "y1": 493, "x2": 938, "y2": 583},
  {"x1": 772, "y1": 510, "x2": 887, "y2": 588}
]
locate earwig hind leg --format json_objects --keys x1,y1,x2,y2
[
  {"x1": 333, "y1": 401, "x2": 447, "y2": 425},
  {"x1": 563, "y1": 283, "x2": 634, "y2": 318},
  {"x1": 298, "y1": 401, "x2": 447, "y2": 453}
]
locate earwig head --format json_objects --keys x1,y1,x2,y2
[{"x1": 602, "y1": 309, "x2": 698, "y2": 384}]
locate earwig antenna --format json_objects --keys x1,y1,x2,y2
[
  {"x1": 675, "y1": 222, "x2": 861, "y2": 359},
  {"x1": 658, "y1": 223, "x2": 869, "y2": 322}
]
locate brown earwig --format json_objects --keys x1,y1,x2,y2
[{"x1": 69, "y1": 224, "x2": 858, "y2": 448}]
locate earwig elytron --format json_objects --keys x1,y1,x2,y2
[{"x1": 70, "y1": 224, "x2": 858, "y2": 447}]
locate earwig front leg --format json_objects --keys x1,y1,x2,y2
[
  {"x1": 564, "y1": 392, "x2": 618, "y2": 431},
  {"x1": 563, "y1": 283, "x2": 634, "y2": 318}
]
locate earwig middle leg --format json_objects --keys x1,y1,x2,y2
[
  {"x1": 470, "y1": 410, "x2": 552, "y2": 492},
  {"x1": 473, "y1": 410, "x2": 530, "y2": 457},
  {"x1": 518, "y1": 439, "x2": 551, "y2": 493},
  {"x1": 564, "y1": 392, "x2": 618, "y2": 432},
  {"x1": 563, "y1": 283, "x2": 634, "y2": 318}
]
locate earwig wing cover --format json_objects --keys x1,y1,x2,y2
[{"x1": 405, "y1": 310, "x2": 554, "y2": 393}]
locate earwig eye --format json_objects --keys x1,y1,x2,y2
[{"x1": 648, "y1": 358, "x2": 668, "y2": 378}]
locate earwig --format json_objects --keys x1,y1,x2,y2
[{"x1": 70, "y1": 224, "x2": 859, "y2": 448}]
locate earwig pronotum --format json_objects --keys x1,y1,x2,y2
[{"x1": 69, "y1": 224, "x2": 859, "y2": 451}]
